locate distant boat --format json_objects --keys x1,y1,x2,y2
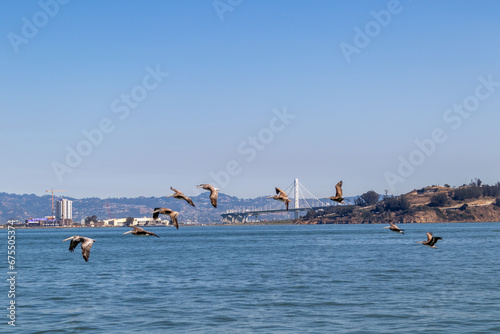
[
  {"x1": 63, "y1": 235, "x2": 95, "y2": 262},
  {"x1": 123, "y1": 226, "x2": 159, "y2": 238},
  {"x1": 417, "y1": 232, "x2": 442, "y2": 249}
]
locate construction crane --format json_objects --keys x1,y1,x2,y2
[
  {"x1": 106, "y1": 201, "x2": 114, "y2": 220},
  {"x1": 46, "y1": 189, "x2": 67, "y2": 219}
]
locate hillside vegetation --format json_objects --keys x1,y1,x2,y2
[{"x1": 299, "y1": 181, "x2": 500, "y2": 224}]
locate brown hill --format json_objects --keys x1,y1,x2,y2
[{"x1": 298, "y1": 185, "x2": 500, "y2": 225}]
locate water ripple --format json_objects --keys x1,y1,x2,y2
[{"x1": 1, "y1": 223, "x2": 499, "y2": 333}]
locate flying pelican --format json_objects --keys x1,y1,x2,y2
[
  {"x1": 63, "y1": 235, "x2": 95, "y2": 262},
  {"x1": 417, "y1": 232, "x2": 442, "y2": 249},
  {"x1": 152, "y1": 207, "x2": 179, "y2": 229},
  {"x1": 123, "y1": 226, "x2": 159, "y2": 238},
  {"x1": 267, "y1": 187, "x2": 292, "y2": 210},
  {"x1": 167, "y1": 186, "x2": 195, "y2": 207},
  {"x1": 196, "y1": 184, "x2": 219, "y2": 208},
  {"x1": 325, "y1": 181, "x2": 345, "y2": 204},
  {"x1": 384, "y1": 221, "x2": 404, "y2": 234}
]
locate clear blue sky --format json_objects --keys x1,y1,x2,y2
[{"x1": 1, "y1": 0, "x2": 500, "y2": 199}]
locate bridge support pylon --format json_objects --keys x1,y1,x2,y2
[{"x1": 294, "y1": 178, "x2": 299, "y2": 219}]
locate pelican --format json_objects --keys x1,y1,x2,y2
[
  {"x1": 417, "y1": 232, "x2": 442, "y2": 249},
  {"x1": 123, "y1": 226, "x2": 159, "y2": 238},
  {"x1": 167, "y1": 186, "x2": 195, "y2": 207},
  {"x1": 325, "y1": 181, "x2": 345, "y2": 204},
  {"x1": 384, "y1": 221, "x2": 404, "y2": 234},
  {"x1": 153, "y1": 207, "x2": 179, "y2": 229},
  {"x1": 267, "y1": 187, "x2": 292, "y2": 210},
  {"x1": 196, "y1": 184, "x2": 219, "y2": 208},
  {"x1": 63, "y1": 235, "x2": 95, "y2": 262}
]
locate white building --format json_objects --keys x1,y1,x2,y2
[
  {"x1": 55, "y1": 199, "x2": 72, "y2": 220},
  {"x1": 103, "y1": 217, "x2": 171, "y2": 227}
]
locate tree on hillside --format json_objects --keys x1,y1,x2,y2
[
  {"x1": 361, "y1": 190, "x2": 380, "y2": 206},
  {"x1": 453, "y1": 186, "x2": 482, "y2": 201},
  {"x1": 355, "y1": 190, "x2": 380, "y2": 207},
  {"x1": 428, "y1": 193, "x2": 450, "y2": 207},
  {"x1": 379, "y1": 195, "x2": 410, "y2": 212},
  {"x1": 472, "y1": 178, "x2": 482, "y2": 187},
  {"x1": 482, "y1": 184, "x2": 500, "y2": 197}
]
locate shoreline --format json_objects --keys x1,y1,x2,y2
[{"x1": 3, "y1": 219, "x2": 500, "y2": 229}]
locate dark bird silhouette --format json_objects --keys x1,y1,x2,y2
[
  {"x1": 417, "y1": 232, "x2": 442, "y2": 249},
  {"x1": 167, "y1": 186, "x2": 195, "y2": 207},
  {"x1": 123, "y1": 226, "x2": 159, "y2": 237},
  {"x1": 267, "y1": 187, "x2": 292, "y2": 210},
  {"x1": 152, "y1": 207, "x2": 179, "y2": 229},
  {"x1": 324, "y1": 181, "x2": 345, "y2": 203},
  {"x1": 196, "y1": 184, "x2": 219, "y2": 208},
  {"x1": 63, "y1": 235, "x2": 95, "y2": 262},
  {"x1": 384, "y1": 221, "x2": 404, "y2": 234}
]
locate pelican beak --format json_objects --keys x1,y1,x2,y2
[
  {"x1": 123, "y1": 230, "x2": 133, "y2": 235},
  {"x1": 63, "y1": 236, "x2": 74, "y2": 242}
]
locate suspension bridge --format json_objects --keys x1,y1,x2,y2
[{"x1": 221, "y1": 178, "x2": 341, "y2": 223}]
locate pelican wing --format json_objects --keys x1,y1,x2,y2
[
  {"x1": 177, "y1": 193, "x2": 195, "y2": 207},
  {"x1": 335, "y1": 181, "x2": 343, "y2": 198},
  {"x1": 275, "y1": 187, "x2": 288, "y2": 197},
  {"x1": 429, "y1": 236, "x2": 442, "y2": 247},
  {"x1": 132, "y1": 226, "x2": 145, "y2": 232},
  {"x1": 153, "y1": 207, "x2": 173, "y2": 219},
  {"x1": 148, "y1": 231, "x2": 160, "y2": 237},
  {"x1": 170, "y1": 186, "x2": 180, "y2": 194},
  {"x1": 209, "y1": 190, "x2": 218, "y2": 208},
  {"x1": 197, "y1": 184, "x2": 213, "y2": 191},
  {"x1": 198, "y1": 184, "x2": 218, "y2": 207},
  {"x1": 69, "y1": 238, "x2": 81, "y2": 253},
  {"x1": 170, "y1": 211, "x2": 179, "y2": 229},
  {"x1": 426, "y1": 232, "x2": 433, "y2": 243},
  {"x1": 142, "y1": 228, "x2": 159, "y2": 237},
  {"x1": 184, "y1": 196, "x2": 195, "y2": 207},
  {"x1": 81, "y1": 238, "x2": 94, "y2": 262}
]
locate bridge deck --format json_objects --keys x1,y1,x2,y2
[{"x1": 221, "y1": 206, "x2": 327, "y2": 217}]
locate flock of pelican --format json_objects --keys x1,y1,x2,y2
[
  {"x1": 62, "y1": 183, "x2": 219, "y2": 261},
  {"x1": 383, "y1": 221, "x2": 442, "y2": 248},
  {"x1": 62, "y1": 181, "x2": 443, "y2": 262},
  {"x1": 267, "y1": 180, "x2": 346, "y2": 210}
]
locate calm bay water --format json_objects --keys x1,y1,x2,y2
[{"x1": 2, "y1": 223, "x2": 500, "y2": 333}]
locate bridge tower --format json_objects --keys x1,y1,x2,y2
[{"x1": 294, "y1": 178, "x2": 299, "y2": 219}]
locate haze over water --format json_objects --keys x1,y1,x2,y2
[{"x1": 2, "y1": 222, "x2": 500, "y2": 333}]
